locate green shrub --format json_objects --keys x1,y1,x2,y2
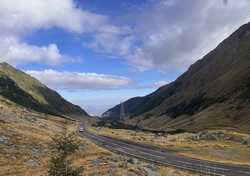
[{"x1": 48, "y1": 132, "x2": 83, "y2": 176}]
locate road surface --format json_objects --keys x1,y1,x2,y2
[{"x1": 79, "y1": 127, "x2": 250, "y2": 176}]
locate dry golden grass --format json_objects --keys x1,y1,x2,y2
[
  {"x1": 0, "y1": 101, "x2": 65, "y2": 176},
  {"x1": 89, "y1": 126, "x2": 250, "y2": 166},
  {"x1": 0, "y1": 102, "x2": 115, "y2": 176},
  {"x1": 0, "y1": 101, "x2": 197, "y2": 176}
]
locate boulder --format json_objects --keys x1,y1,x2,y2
[
  {"x1": 143, "y1": 166, "x2": 160, "y2": 176},
  {"x1": 24, "y1": 159, "x2": 39, "y2": 167},
  {"x1": 127, "y1": 158, "x2": 139, "y2": 165},
  {"x1": 0, "y1": 135, "x2": 9, "y2": 144}
]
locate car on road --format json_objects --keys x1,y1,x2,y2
[{"x1": 79, "y1": 127, "x2": 84, "y2": 132}]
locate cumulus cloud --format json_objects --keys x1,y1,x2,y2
[
  {"x1": 0, "y1": 37, "x2": 77, "y2": 65},
  {"x1": 84, "y1": 31, "x2": 134, "y2": 57},
  {"x1": 26, "y1": 70, "x2": 133, "y2": 90},
  {"x1": 128, "y1": 0, "x2": 250, "y2": 72},
  {"x1": 2, "y1": 0, "x2": 250, "y2": 72},
  {"x1": 0, "y1": 0, "x2": 110, "y2": 35},
  {"x1": 0, "y1": 0, "x2": 131, "y2": 65},
  {"x1": 153, "y1": 80, "x2": 170, "y2": 88}
]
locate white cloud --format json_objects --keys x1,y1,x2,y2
[
  {"x1": 128, "y1": 0, "x2": 250, "y2": 72},
  {"x1": 1, "y1": 0, "x2": 249, "y2": 72},
  {"x1": 0, "y1": 0, "x2": 108, "y2": 35},
  {"x1": 153, "y1": 80, "x2": 170, "y2": 88},
  {"x1": 26, "y1": 70, "x2": 133, "y2": 90},
  {"x1": 84, "y1": 31, "x2": 134, "y2": 57},
  {"x1": 0, "y1": 37, "x2": 76, "y2": 65},
  {"x1": 0, "y1": 0, "x2": 131, "y2": 65}
]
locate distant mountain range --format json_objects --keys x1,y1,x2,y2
[
  {"x1": 103, "y1": 22, "x2": 250, "y2": 133},
  {"x1": 0, "y1": 63, "x2": 89, "y2": 120}
]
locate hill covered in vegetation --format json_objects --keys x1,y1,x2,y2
[
  {"x1": 0, "y1": 63, "x2": 89, "y2": 120},
  {"x1": 103, "y1": 22, "x2": 250, "y2": 133}
]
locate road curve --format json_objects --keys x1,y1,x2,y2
[{"x1": 79, "y1": 128, "x2": 250, "y2": 176}]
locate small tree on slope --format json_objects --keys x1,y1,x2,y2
[{"x1": 48, "y1": 131, "x2": 83, "y2": 176}]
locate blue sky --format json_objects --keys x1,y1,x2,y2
[{"x1": 0, "y1": 0, "x2": 250, "y2": 115}]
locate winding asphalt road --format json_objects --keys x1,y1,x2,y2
[{"x1": 79, "y1": 127, "x2": 250, "y2": 176}]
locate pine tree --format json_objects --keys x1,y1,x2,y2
[{"x1": 48, "y1": 131, "x2": 83, "y2": 176}]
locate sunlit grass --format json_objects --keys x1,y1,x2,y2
[
  {"x1": 0, "y1": 101, "x2": 199, "y2": 176},
  {"x1": 89, "y1": 126, "x2": 250, "y2": 166}
]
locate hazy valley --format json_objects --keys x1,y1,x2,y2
[{"x1": 1, "y1": 1, "x2": 250, "y2": 176}]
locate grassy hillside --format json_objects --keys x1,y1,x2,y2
[
  {"x1": 0, "y1": 99, "x2": 196, "y2": 176},
  {"x1": 103, "y1": 22, "x2": 250, "y2": 133},
  {"x1": 0, "y1": 63, "x2": 89, "y2": 119}
]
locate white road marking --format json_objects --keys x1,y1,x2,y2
[
  {"x1": 238, "y1": 171, "x2": 250, "y2": 175},
  {"x1": 79, "y1": 130, "x2": 249, "y2": 176},
  {"x1": 137, "y1": 150, "x2": 166, "y2": 159},
  {"x1": 176, "y1": 160, "x2": 229, "y2": 171}
]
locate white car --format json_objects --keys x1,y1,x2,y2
[{"x1": 79, "y1": 127, "x2": 84, "y2": 132}]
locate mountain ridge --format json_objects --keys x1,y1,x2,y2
[
  {"x1": 102, "y1": 22, "x2": 250, "y2": 133},
  {"x1": 0, "y1": 62, "x2": 90, "y2": 120}
]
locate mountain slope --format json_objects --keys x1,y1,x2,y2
[
  {"x1": 103, "y1": 22, "x2": 250, "y2": 133},
  {"x1": 0, "y1": 63, "x2": 89, "y2": 119}
]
